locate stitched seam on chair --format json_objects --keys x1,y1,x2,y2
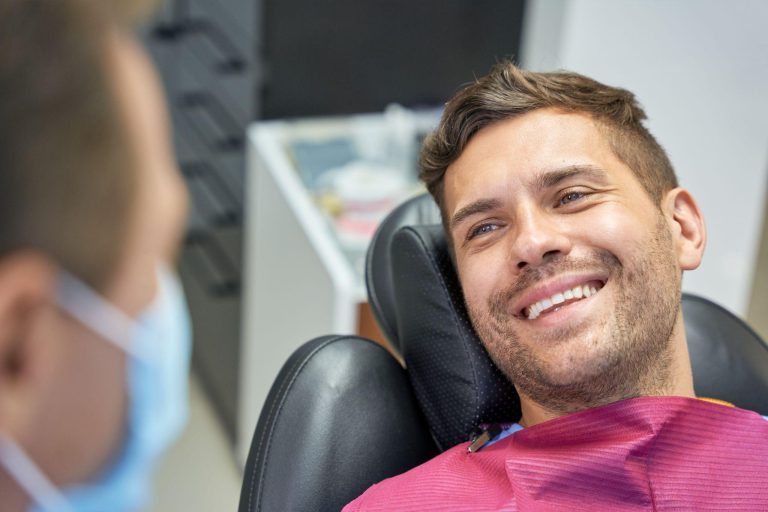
[
  {"x1": 246, "y1": 336, "x2": 349, "y2": 511},
  {"x1": 403, "y1": 227, "x2": 482, "y2": 443}
]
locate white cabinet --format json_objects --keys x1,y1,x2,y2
[{"x1": 237, "y1": 110, "x2": 439, "y2": 463}]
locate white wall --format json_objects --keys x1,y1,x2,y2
[{"x1": 522, "y1": 0, "x2": 768, "y2": 316}]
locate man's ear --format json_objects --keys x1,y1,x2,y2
[
  {"x1": 662, "y1": 188, "x2": 707, "y2": 271},
  {"x1": 0, "y1": 252, "x2": 58, "y2": 433}
]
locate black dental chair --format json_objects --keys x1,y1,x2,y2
[{"x1": 238, "y1": 194, "x2": 768, "y2": 512}]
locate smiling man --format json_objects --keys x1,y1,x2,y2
[
  {"x1": 345, "y1": 63, "x2": 768, "y2": 511},
  {"x1": 445, "y1": 108, "x2": 697, "y2": 426}
]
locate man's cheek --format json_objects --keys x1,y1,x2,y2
[{"x1": 460, "y1": 269, "x2": 489, "y2": 306}]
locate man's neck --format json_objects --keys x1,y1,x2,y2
[{"x1": 518, "y1": 381, "x2": 696, "y2": 428}]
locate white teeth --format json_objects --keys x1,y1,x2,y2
[{"x1": 525, "y1": 282, "x2": 603, "y2": 320}]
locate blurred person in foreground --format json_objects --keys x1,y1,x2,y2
[
  {"x1": 345, "y1": 62, "x2": 768, "y2": 511},
  {"x1": 0, "y1": 1, "x2": 191, "y2": 511}
]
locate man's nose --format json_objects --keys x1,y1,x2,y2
[{"x1": 510, "y1": 208, "x2": 572, "y2": 270}]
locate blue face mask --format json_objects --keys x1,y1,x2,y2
[{"x1": 0, "y1": 266, "x2": 192, "y2": 512}]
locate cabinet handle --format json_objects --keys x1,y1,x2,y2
[
  {"x1": 179, "y1": 91, "x2": 243, "y2": 151},
  {"x1": 151, "y1": 0, "x2": 245, "y2": 74},
  {"x1": 184, "y1": 231, "x2": 240, "y2": 297},
  {"x1": 150, "y1": 0, "x2": 189, "y2": 41},
  {"x1": 182, "y1": 161, "x2": 241, "y2": 226},
  {"x1": 183, "y1": 18, "x2": 246, "y2": 73}
]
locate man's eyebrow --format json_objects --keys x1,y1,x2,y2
[
  {"x1": 448, "y1": 166, "x2": 608, "y2": 231},
  {"x1": 534, "y1": 165, "x2": 609, "y2": 191},
  {"x1": 450, "y1": 198, "x2": 503, "y2": 231}
]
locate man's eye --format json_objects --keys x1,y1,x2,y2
[
  {"x1": 558, "y1": 190, "x2": 586, "y2": 206},
  {"x1": 467, "y1": 223, "x2": 498, "y2": 240}
]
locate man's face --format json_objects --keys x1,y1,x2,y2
[{"x1": 444, "y1": 109, "x2": 684, "y2": 413}]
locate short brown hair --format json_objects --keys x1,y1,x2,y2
[
  {"x1": 420, "y1": 61, "x2": 678, "y2": 221},
  {"x1": 0, "y1": 0, "x2": 155, "y2": 290}
]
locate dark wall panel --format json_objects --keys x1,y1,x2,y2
[{"x1": 262, "y1": 0, "x2": 527, "y2": 118}]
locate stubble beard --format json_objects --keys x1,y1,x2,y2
[{"x1": 467, "y1": 218, "x2": 681, "y2": 415}]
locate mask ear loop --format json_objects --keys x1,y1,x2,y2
[
  {"x1": 0, "y1": 433, "x2": 73, "y2": 512},
  {"x1": 0, "y1": 271, "x2": 152, "y2": 511},
  {"x1": 55, "y1": 271, "x2": 152, "y2": 362},
  {"x1": 0, "y1": 271, "x2": 167, "y2": 510}
]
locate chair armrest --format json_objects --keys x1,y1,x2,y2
[{"x1": 239, "y1": 335, "x2": 439, "y2": 512}]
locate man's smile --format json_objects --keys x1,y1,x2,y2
[
  {"x1": 509, "y1": 273, "x2": 609, "y2": 322},
  {"x1": 524, "y1": 280, "x2": 605, "y2": 320}
]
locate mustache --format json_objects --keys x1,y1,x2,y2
[{"x1": 488, "y1": 250, "x2": 621, "y2": 318}]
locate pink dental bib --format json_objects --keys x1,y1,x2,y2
[{"x1": 345, "y1": 396, "x2": 768, "y2": 511}]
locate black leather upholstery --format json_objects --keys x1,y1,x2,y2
[
  {"x1": 684, "y1": 295, "x2": 768, "y2": 413},
  {"x1": 238, "y1": 336, "x2": 438, "y2": 512},
  {"x1": 391, "y1": 225, "x2": 520, "y2": 450},
  {"x1": 365, "y1": 194, "x2": 442, "y2": 353},
  {"x1": 239, "y1": 193, "x2": 768, "y2": 511}
]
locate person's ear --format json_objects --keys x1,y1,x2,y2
[
  {"x1": 662, "y1": 188, "x2": 707, "y2": 271},
  {"x1": 0, "y1": 252, "x2": 57, "y2": 433}
]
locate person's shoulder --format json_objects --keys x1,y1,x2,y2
[{"x1": 343, "y1": 437, "x2": 513, "y2": 511}]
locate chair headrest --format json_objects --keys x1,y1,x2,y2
[
  {"x1": 367, "y1": 194, "x2": 520, "y2": 450},
  {"x1": 366, "y1": 194, "x2": 443, "y2": 354},
  {"x1": 390, "y1": 223, "x2": 522, "y2": 450}
]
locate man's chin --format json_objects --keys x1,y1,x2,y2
[{"x1": 534, "y1": 363, "x2": 615, "y2": 389}]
